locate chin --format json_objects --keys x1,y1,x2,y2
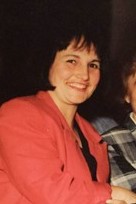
[{"x1": 73, "y1": 98, "x2": 87, "y2": 105}]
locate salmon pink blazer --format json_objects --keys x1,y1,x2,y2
[{"x1": 0, "y1": 91, "x2": 111, "y2": 204}]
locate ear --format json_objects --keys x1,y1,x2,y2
[{"x1": 125, "y1": 95, "x2": 130, "y2": 103}]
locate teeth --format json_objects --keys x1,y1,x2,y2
[{"x1": 69, "y1": 83, "x2": 87, "y2": 89}]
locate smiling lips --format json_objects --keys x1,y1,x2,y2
[{"x1": 68, "y1": 82, "x2": 88, "y2": 90}]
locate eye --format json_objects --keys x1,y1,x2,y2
[
  {"x1": 66, "y1": 59, "x2": 76, "y2": 64},
  {"x1": 89, "y1": 62, "x2": 100, "y2": 70}
]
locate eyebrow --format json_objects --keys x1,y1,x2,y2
[
  {"x1": 64, "y1": 54, "x2": 101, "y2": 63},
  {"x1": 91, "y1": 59, "x2": 101, "y2": 64},
  {"x1": 64, "y1": 54, "x2": 80, "y2": 58}
]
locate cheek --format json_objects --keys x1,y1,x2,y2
[
  {"x1": 58, "y1": 69, "x2": 72, "y2": 81},
  {"x1": 49, "y1": 68, "x2": 71, "y2": 85},
  {"x1": 132, "y1": 92, "x2": 136, "y2": 105},
  {"x1": 130, "y1": 86, "x2": 136, "y2": 98},
  {"x1": 96, "y1": 72, "x2": 100, "y2": 84},
  {"x1": 131, "y1": 102, "x2": 136, "y2": 115},
  {"x1": 48, "y1": 70, "x2": 54, "y2": 84},
  {"x1": 90, "y1": 71, "x2": 100, "y2": 85},
  {"x1": 125, "y1": 90, "x2": 136, "y2": 104}
]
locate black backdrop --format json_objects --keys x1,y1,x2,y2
[{"x1": 0, "y1": 0, "x2": 136, "y2": 122}]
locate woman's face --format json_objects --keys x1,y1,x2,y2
[
  {"x1": 48, "y1": 39, "x2": 100, "y2": 106},
  {"x1": 125, "y1": 71, "x2": 136, "y2": 115}
]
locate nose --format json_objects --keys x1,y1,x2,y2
[{"x1": 77, "y1": 65, "x2": 89, "y2": 81}]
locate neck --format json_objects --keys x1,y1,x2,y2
[
  {"x1": 48, "y1": 91, "x2": 77, "y2": 128},
  {"x1": 62, "y1": 107, "x2": 76, "y2": 128}
]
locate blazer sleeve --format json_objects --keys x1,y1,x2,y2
[{"x1": 0, "y1": 99, "x2": 111, "y2": 204}]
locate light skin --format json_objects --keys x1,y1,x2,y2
[
  {"x1": 48, "y1": 38, "x2": 136, "y2": 203},
  {"x1": 125, "y1": 72, "x2": 136, "y2": 120},
  {"x1": 48, "y1": 38, "x2": 100, "y2": 127},
  {"x1": 109, "y1": 185, "x2": 136, "y2": 203}
]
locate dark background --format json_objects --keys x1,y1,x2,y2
[
  {"x1": 0, "y1": 0, "x2": 136, "y2": 122},
  {"x1": 79, "y1": 0, "x2": 136, "y2": 122}
]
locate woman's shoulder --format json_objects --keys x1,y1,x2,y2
[
  {"x1": 0, "y1": 94, "x2": 40, "y2": 114},
  {"x1": 91, "y1": 116, "x2": 118, "y2": 135},
  {"x1": 0, "y1": 92, "x2": 53, "y2": 120},
  {"x1": 1, "y1": 91, "x2": 49, "y2": 110},
  {"x1": 0, "y1": 92, "x2": 62, "y2": 129}
]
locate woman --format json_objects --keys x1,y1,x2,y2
[{"x1": 0, "y1": 18, "x2": 136, "y2": 204}]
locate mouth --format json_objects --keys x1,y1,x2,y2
[{"x1": 67, "y1": 82, "x2": 88, "y2": 90}]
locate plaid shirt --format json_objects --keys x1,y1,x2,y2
[{"x1": 102, "y1": 116, "x2": 136, "y2": 192}]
